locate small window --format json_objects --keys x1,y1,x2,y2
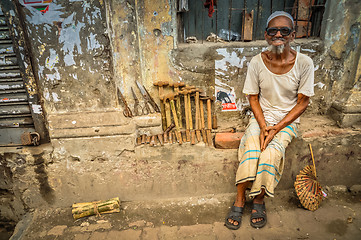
[{"x1": 178, "y1": 0, "x2": 327, "y2": 43}]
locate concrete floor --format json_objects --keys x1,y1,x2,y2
[{"x1": 9, "y1": 190, "x2": 361, "y2": 240}]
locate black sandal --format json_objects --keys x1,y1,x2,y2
[
  {"x1": 225, "y1": 204, "x2": 244, "y2": 230},
  {"x1": 250, "y1": 203, "x2": 267, "y2": 228}
]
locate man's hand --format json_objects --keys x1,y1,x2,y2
[
  {"x1": 261, "y1": 126, "x2": 278, "y2": 151},
  {"x1": 259, "y1": 126, "x2": 268, "y2": 151}
]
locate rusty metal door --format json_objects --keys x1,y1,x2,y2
[{"x1": 0, "y1": 8, "x2": 36, "y2": 146}]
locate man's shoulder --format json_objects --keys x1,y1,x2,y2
[
  {"x1": 249, "y1": 53, "x2": 262, "y2": 65},
  {"x1": 297, "y1": 52, "x2": 314, "y2": 66}
]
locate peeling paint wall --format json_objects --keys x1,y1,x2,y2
[
  {"x1": 108, "y1": 0, "x2": 176, "y2": 101},
  {"x1": 12, "y1": 0, "x2": 360, "y2": 131},
  {"x1": 170, "y1": 40, "x2": 324, "y2": 123},
  {"x1": 19, "y1": 0, "x2": 115, "y2": 114}
]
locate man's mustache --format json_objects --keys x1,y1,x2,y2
[{"x1": 271, "y1": 37, "x2": 286, "y2": 41}]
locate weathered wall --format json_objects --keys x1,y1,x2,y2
[
  {"x1": 12, "y1": 0, "x2": 360, "y2": 139},
  {"x1": 169, "y1": 40, "x2": 325, "y2": 123},
  {"x1": 19, "y1": 0, "x2": 115, "y2": 114},
  {"x1": 321, "y1": 0, "x2": 361, "y2": 127},
  {"x1": 109, "y1": 0, "x2": 176, "y2": 101}
]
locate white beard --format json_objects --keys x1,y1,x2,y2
[{"x1": 268, "y1": 44, "x2": 285, "y2": 54}]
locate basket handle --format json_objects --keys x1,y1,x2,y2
[{"x1": 309, "y1": 144, "x2": 317, "y2": 177}]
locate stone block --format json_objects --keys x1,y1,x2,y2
[
  {"x1": 158, "y1": 226, "x2": 178, "y2": 240},
  {"x1": 212, "y1": 222, "x2": 234, "y2": 239},
  {"x1": 47, "y1": 225, "x2": 67, "y2": 236},
  {"x1": 48, "y1": 111, "x2": 130, "y2": 129},
  {"x1": 48, "y1": 112, "x2": 162, "y2": 138},
  {"x1": 51, "y1": 134, "x2": 135, "y2": 161},
  {"x1": 329, "y1": 185, "x2": 348, "y2": 193},
  {"x1": 129, "y1": 220, "x2": 146, "y2": 229},
  {"x1": 350, "y1": 185, "x2": 361, "y2": 195},
  {"x1": 178, "y1": 224, "x2": 215, "y2": 240},
  {"x1": 72, "y1": 233, "x2": 91, "y2": 240},
  {"x1": 215, "y1": 132, "x2": 244, "y2": 149},
  {"x1": 142, "y1": 227, "x2": 160, "y2": 240},
  {"x1": 88, "y1": 232, "x2": 108, "y2": 240},
  {"x1": 107, "y1": 229, "x2": 141, "y2": 240}
]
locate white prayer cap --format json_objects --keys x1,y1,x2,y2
[{"x1": 266, "y1": 11, "x2": 294, "y2": 28}]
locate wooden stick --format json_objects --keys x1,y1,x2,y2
[
  {"x1": 154, "y1": 81, "x2": 168, "y2": 131},
  {"x1": 180, "y1": 90, "x2": 190, "y2": 142},
  {"x1": 142, "y1": 134, "x2": 146, "y2": 144},
  {"x1": 195, "y1": 91, "x2": 200, "y2": 130},
  {"x1": 212, "y1": 114, "x2": 217, "y2": 129},
  {"x1": 163, "y1": 97, "x2": 172, "y2": 128},
  {"x1": 158, "y1": 134, "x2": 164, "y2": 146},
  {"x1": 206, "y1": 129, "x2": 212, "y2": 146},
  {"x1": 200, "y1": 99, "x2": 207, "y2": 143},
  {"x1": 207, "y1": 98, "x2": 212, "y2": 130},
  {"x1": 188, "y1": 93, "x2": 193, "y2": 130},
  {"x1": 150, "y1": 135, "x2": 155, "y2": 146},
  {"x1": 163, "y1": 132, "x2": 168, "y2": 144}
]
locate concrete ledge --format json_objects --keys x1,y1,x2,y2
[{"x1": 48, "y1": 111, "x2": 162, "y2": 138}]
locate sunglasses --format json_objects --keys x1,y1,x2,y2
[{"x1": 266, "y1": 27, "x2": 293, "y2": 36}]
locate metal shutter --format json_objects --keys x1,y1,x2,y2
[{"x1": 0, "y1": 8, "x2": 35, "y2": 146}]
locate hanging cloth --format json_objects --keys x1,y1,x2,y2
[{"x1": 204, "y1": 0, "x2": 215, "y2": 18}]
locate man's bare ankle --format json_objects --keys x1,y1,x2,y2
[{"x1": 234, "y1": 198, "x2": 246, "y2": 207}]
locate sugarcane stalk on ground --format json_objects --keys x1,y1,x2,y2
[{"x1": 72, "y1": 197, "x2": 120, "y2": 220}]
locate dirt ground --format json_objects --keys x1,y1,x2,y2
[{"x1": 7, "y1": 189, "x2": 361, "y2": 240}]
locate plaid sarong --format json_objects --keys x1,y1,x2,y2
[{"x1": 236, "y1": 117, "x2": 298, "y2": 197}]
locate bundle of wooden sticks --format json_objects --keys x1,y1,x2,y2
[{"x1": 136, "y1": 81, "x2": 217, "y2": 146}]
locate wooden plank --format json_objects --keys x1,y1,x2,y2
[
  {"x1": 217, "y1": 0, "x2": 231, "y2": 36},
  {"x1": 295, "y1": 20, "x2": 312, "y2": 38},
  {"x1": 202, "y1": 5, "x2": 217, "y2": 39},
  {"x1": 230, "y1": 0, "x2": 243, "y2": 39},
  {"x1": 255, "y1": 0, "x2": 271, "y2": 40},
  {"x1": 292, "y1": 0, "x2": 315, "y2": 21},
  {"x1": 242, "y1": 10, "x2": 254, "y2": 41}
]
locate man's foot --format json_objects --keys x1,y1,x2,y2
[
  {"x1": 250, "y1": 201, "x2": 267, "y2": 228},
  {"x1": 225, "y1": 200, "x2": 245, "y2": 230}
]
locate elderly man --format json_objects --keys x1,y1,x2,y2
[{"x1": 225, "y1": 11, "x2": 314, "y2": 230}]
